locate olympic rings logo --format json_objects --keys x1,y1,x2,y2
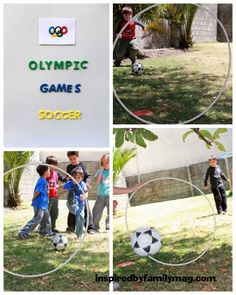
[{"x1": 48, "y1": 26, "x2": 68, "y2": 38}]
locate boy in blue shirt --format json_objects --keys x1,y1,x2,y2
[
  {"x1": 63, "y1": 168, "x2": 87, "y2": 239},
  {"x1": 18, "y1": 165, "x2": 53, "y2": 239},
  {"x1": 92, "y1": 154, "x2": 110, "y2": 232}
]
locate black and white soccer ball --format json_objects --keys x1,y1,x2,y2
[
  {"x1": 131, "y1": 227, "x2": 162, "y2": 257},
  {"x1": 51, "y1": 234, "x2": 68, "y2": 251},
  {"x1": 132, "y1": 63, "x2": 144, "y2": 75}
]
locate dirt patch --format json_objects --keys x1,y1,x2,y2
[{"x1": 139, "y1": 47, "x2": 190, "y2": 58}]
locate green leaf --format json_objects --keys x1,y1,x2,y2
[
  {"x1": 199, "y1": 129, "x2": 213, "y2": 141},
  {"x1": 115, "y1": 129, "x2": 125, "y2": 148},
  {"x1": 140, "y1": 129, "x2": 158, "y2": 141},
  {"x1": 213, "y1": 128, "x2": 228, "y2": 140},
  {"x1": 135, "y1": 134, "x2": 147, "y2": 148},
  {"x1": 182, "y1": 130, "x2": 194, "y2": 142},
  {"x1": 214, "y1": 141, "x2": 226, "y2": 152}
]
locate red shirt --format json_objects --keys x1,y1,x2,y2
[
  {"x1": 46, "y1": 170, "x2": 59, "y2": 198},
  {"x1": 118, "y1": 19, "x2": 136, "y2": 41}
]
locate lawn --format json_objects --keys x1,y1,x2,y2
[
  {"x1": 113, "y1": 43, "x2": 232, "y2": 124},
  {"x1": 113, "y1": 192, "x2": 232, "y2": 291},
  {"x1": 4, "y1": 200, "x2": 109, "y2": 291}
]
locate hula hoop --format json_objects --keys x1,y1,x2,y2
[
  {"x1": 4, "y1": 162, "x2": 89, "y2": 278},
  {"x1": 125, "y1": 177, "x2": 216, "y2": 266},
  {"x1": 113, "y1": 4, "x2": 231, "y2": 124}
]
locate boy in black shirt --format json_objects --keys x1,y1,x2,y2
[
  {"x1": 66, "y1": 151, "x2": 96, "y2": 234},
  {"x1": 204, "y1": 155, "x2": 229, "y2": 214}
]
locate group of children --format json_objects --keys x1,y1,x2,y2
[{"x1": 18, "y1": 151, "x2": 110, "y2": 240}]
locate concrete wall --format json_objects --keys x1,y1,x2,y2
[
  {"x1": 125, "y1": 157, "x2": 232, "y2": 206},
  {"x1": 192, "y1": 4, "x2": 217, "y2": 42}
]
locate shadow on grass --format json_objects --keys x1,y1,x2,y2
[
  {"x1": 4, "y1": 247, "x2": 109, "y2": 291},
  {"x1": 4, "y1": 227, "x2": 109, "y2": 291},
  {"x1": 113, "y1": 65, "x2": 232, "y2": 124},
  {"x1": 113, "y1": 232, "x2": 232, "y2": 291}
]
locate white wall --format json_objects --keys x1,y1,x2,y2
[
  {"x1": 4, "y1": 4, "x2": 109, "y2": 148},
  {"x1": 121, "y1": 128, "x2": 232, "y2": 177}
]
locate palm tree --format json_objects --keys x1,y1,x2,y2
[
  {"x1": 4, "y1": 151, "x2": 33, "y2": 207},
  {"x1": 113, "y1": 148, "x2": 136, "y2": 182},
  {"x1": 160, "y1": 4, "x2": 199, "y2": 48}
]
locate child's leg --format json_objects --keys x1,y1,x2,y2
[
  {"x1": 105, "y1": 196, "x2": 110, "y2": 230},
  {"x1": 115, "y1": 39, "x2": 129, "y2": 66},
  {"x1": 75, "y1": 209, "x2": 84, "y2": 238},
  {"x1": 128, "y1": 39, "x2": 139, "y2": 64},
  {"x1": 39, "y1": 198, "x2": 53, "y2": 233},
  {"x1": 219, "y1": 186, "x2": 227, "y2": 212},
  {"x1": 50, "y1": 198, "x2": 59, "y2": 230},
  {"x1": 92, "y1": 197, "x2": 105, "y2": 231},
  {"x1": 19, "y1": 207, "x2": 45, "y2": 235},
  {"x1": 67, "y1": 190, "x2": 76, "y2": 230},
  {"x1": 84, "y1": 201, "x2": 95, "y2": 232},
  {"x1": 40, "y1": 209, "x2": 52, "y2": 235},
  {"x1": 212, "y1": 187, "x2": 223, "y2": 214}
]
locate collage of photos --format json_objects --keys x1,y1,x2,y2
[{"x1": 2, "y1": 1, "x2": 234, "y2": 294}]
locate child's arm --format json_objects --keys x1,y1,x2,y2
[
  {"x1": 95, "y1": 167, "x2": 104, "y2": 184},
  {"x1": 134, "y1": 20, "x2": 145, "y2": 30},
  {"x1": 81, "y1": 163, "x2": 92, "y2": 189},
  {"x1": 113, "y1": 183, "x2": 143, "y2": 195},
  {"x1": 220, "y1": 169, "x2": 229, "y2": 181},
  {"x1": 58, "y1": 173, "x2": 67, "y2": 183},
  {"x1": 32, "y1": 191, "x2": 40, "y2": 201},
  {"x1": 204, "y1": 168, "x2": 210, "y2": 188}
]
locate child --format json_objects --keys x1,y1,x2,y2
[
  {"x1": 18, "y1": 165, "x2": 53, "y2": 239},
  {"x1": 114, "y1": 6, "x2": 144, "y2": 67},
  {"x1": 63, "y1": 168, "x2": 87, "y2": 239},
  {"x1": 44, "y1": 155, "x2": 64, "y2": 233},
  {"x1": 204, "y1": 155, "x2": 229, "y2": 215},
  {"x1": 66, "y1": 151, "x2": 96, "y2": 234},
  {"x1": 93, "y1": 154, "x2": 110, "y2": 232}
]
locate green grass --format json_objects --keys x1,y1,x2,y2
[
  {"x1": 113, "y1": 192, "x2": 232, "y2": 291},
  {"x1": 113, "y1": 43, "x2": 232, "y2": 124},
  {"x1": 4, "y1": 200, "x2": 109, "y2": 291}
]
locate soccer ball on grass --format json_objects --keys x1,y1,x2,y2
[
  {"x1": 51, "y1": 234, "x2": 68, "y2": 251},
  {"x1": 131, "y1": 227, "x2": 162, "y2": 256},
  {"x1": 132, "y1": 63, "x2": 144, "y2": 75}
]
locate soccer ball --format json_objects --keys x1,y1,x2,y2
[
  {"x1": 51, "y1": 234, "x2": 68, "y2": 251},
  {"x1": 131, "y1": 227, "x2": 162, "y2": 257},
  {"x1": 132, "y1": 63, "x2": 144, "y2": 75}
]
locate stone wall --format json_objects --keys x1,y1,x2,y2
[
  {"x1": 125, "y1": 158, "x2": 232, "y2": 206},
  {"x1": 138, "y1": 4, "x2": 232, "y2": 49}
]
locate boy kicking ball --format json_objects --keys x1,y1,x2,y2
[
  {"x1": 204, "y1": 155, "x2": 229, "y2": 215},
  {"x1": 114, "y1": 6, "x2": 144, "y2": 67}
]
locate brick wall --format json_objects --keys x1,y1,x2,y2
[{"x1": 125, "y1": 158, "x2": 232, "y2": 206}]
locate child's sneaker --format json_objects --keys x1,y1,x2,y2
[
  {"x1": 41, "y1": 231, "x2": 54, "y2": 238},
  {"x1": 87, "y1": 229, "x2": 96, "y2": 234},
  {"x1": 52, "y1": 229, "x2": 59, "y2": 233},
  {"x1": 18, "y1": 232, "x2": 27, "y2": 239}
]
